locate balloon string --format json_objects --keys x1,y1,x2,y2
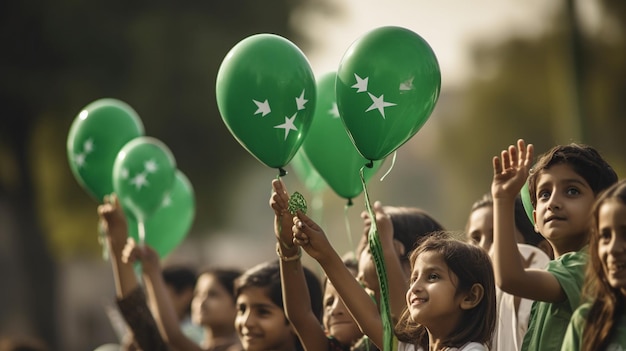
[
  {"x1": 343, "y1": 202, "x2": 355, "y2": 258},
  {"x1": 98, "y1": 220, "x2": 110, "y2": 261},
  {"x1": 380, "y1": 151, "x2": 397, "y2": 182},
  {"x1": 138, "y1": 220, "x2": 146, "y2": 247},
  {"x1": 360, "y1": 165, "x2": 394, "y2": 351}
]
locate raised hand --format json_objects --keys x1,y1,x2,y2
[
  {"x1": 270, "y1": 178, "x2": 296, "y2": 250},
  {"x1": 292, "y1": 211, "x2": 334, "y2": 262},
  {"x1": 492, "y1": 139, "x2": 534, "y2": 200},
  {"x1": 122, "y1": 239, "x2": 161, "y2": 276},
  {"x1": 98, "y1": 194, "x2": 128, "y2": 250}
]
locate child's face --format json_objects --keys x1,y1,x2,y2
[
  {"x1": 466, "y1": 206, "x2": 494, "y2": 253},
  {"x1": 192, "y1": 273, "x2": 237, "y2": 327},
  {"x1": 406, "y1": 251, "x2": 464, "y2": 332},
  {"x1": 323, "y1": 281, "x2": 362, "y2": 346},
  {"x1": 533, "y1": 164, "x2": 596, "y2": 248},
  {"x1": 597, "y1": 199, "x2": 626, "y2": 296},
  {"x1": 235, "y1": 286, "x2": 295, "y2": 351}
]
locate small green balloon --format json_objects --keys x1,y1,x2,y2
[
  {"x1": 336, "y1": 26, "x2": 441, "y2": 161},
  {"x1": 216, "y1": 33, "x2": 317, "y2": 169},
  {"x1": 113, "y1": 137, "x2": 176, "y2": 222},
  {"x1": 521, "y1": 181, "x2": 535, "y2": 225},
  {"x1": 127, "y1": 170, "x2": 195, "y2": 258},
  {"x1": 67, "y1": 98, "x2": 144, "y2": 202},
  {"x1": 303, "y1": 72, "x2": 383, "y2": 200}
]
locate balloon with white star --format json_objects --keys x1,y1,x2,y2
[
  {"x1": 67, "y1": 98, "x2": 144, "y2": 202},
  {"x1": 127, "y1": 170, "x2": 195, "y2": 258},
  {"x1": 302, "y1": 72, "x2": 384, "y2": 200},
  {"x1": 216, "y1": 33, "x2": 316, "y2": 170},
  {"x1": 336, "y1": 26, "x2": 441, "y2": 161},
  {"x1": 112, "y1": 136, "x2": 176, "y2": 223}
]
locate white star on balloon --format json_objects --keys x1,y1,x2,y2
[
  {"x1": 144, "y1": 159, "x2": 158, "y2": 173},
  {"x1": 161, "y1": 194, "x2": 172, "y2": 207},
  {"x1": 351, "y1": 74, "x2": 369, "y2": 93},
  {"x1": 83, "y1": 138, "x2": 94, "y2": 153},
  {"x1": 295, "y1": 90, "x2": 308, "y2": 111},
  {"x1": 400, "y1": 77, "x2": 414, "y2": 91},
  {"x1": 328, "y1": 102, "x2": 340, "y2": 118},
  {"x1": 253, "y1": 99, "x2": 271, "y2": 117},
  {"x1": 366, "y1": 92, "x2": 396, "y2": 119},
  {"x1": 75, "y1": 153, "x2": 86, "y2": 168},
  {"x1": 120, "y1": 168, "x2": 129, "y2": 179},
  {"x1": 130, "y1": 172, "x2": 149, "y2": 190},
  {"x1": 274, "y1": 113, "x2": 298, "y2": 140}
]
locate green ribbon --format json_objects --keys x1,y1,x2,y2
[{"x1": 360, "y1": 165, "x2": 394, "y2": 351}]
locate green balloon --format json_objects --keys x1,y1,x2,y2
[
  {"x1": 336, "y1": 26, "x2": 441, "y2": 161},
  {"x1": 216, "y1": 33, "x2": 317, "y2": 169},
  {"x1": 113, "y1": 137, "x2": 176, "y2": 222},
  {"x1": 303, "y1": 72, "x2": 384, "y2": 200},
  {"x1": 67, "y1": 98, "x2": 144, "y2": 202},
  {"x1": 127, "y1": 170, "x2": 195, "y2": 258},
  {"x1": 290, "y1": 149, "x2": 327, "y2": 194},
  {"x1": 521, "y1": 181, "x2": 535, "y2": 225}
]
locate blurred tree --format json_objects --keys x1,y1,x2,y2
[
  {"x1": 437, "y1": 0, "x2": 626, "y2": 228},
  {"x1": 0, "y1": 0, "x2": 338, "y2": 347}
]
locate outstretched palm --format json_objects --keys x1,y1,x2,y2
[{"x1": 492, "y1": 139, "x2": 534, "y2": 200}]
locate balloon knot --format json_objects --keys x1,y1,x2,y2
[
  {"x1": 365, "y1": 160, "x2": 374, "y2": 169},
  {"x1": 278, "y1": 168, "x2": 288, "y2": 177},
  {"x1": 347, "y1": 198, "x2": 353, "y2": 206}
]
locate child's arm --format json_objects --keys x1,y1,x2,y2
[
  {"x1": 270, "y1": 179, "x2": 329, "y2": 351},
  {"x1": 123, "y1": 241, "x2": 203, "y2": 351},
  {"x1": 491, "y1": 139, "x2": 565, "y2": 303},
  {"x1": 98, "y1": 195, "x2": 168, "y2": 351},
  {"x1": 294, "y1": 212, "x2": 384, "y2": 349}
]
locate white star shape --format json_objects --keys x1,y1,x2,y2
[
  {"x1": 83, "y1": 138, "x2": 94, "y2": 154},
  {"x1": 400, "y1": 77, "x2": 414, "y2": 91},
  {"x1": 74, "y1": 153, "x2": 86, "y2": 168},
  {"x1": 253, "y1": 99, "x2": 271, "y2": 117},
  {"x1": 274, "y1": 113, "x2": 298, "y2": 140},
  {"x1": 351, "y1": 74, "x2": 369, "y2": 93},
  {"x1": 365, "y1": 92, "x2": 396, "y2": 119},
  {"x1": 295, "y1": 90, "x2": 308, "y2": 111},
  {"x1": 161, "y1": 194, "x2": 172, "y2": 207},
  {"x1": 328, "y1": 102, "x2": 340, "y2": 118},
  {"x1": 130, "y1": 172, "x2": 149, "y2": 190},
  {"x1": 144, "y1": 159, "x2": 158, "y2": 173},
  {"x1": 120, "y1": 168, "x2": 129, "y2": 179}
]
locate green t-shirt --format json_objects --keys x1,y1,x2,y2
[
  {"x1": 521, "y1": 248, "x2": 588, "y2": 351},
  {"x1": 561, "y1": 302, "x2": 626, "y2": 351}
]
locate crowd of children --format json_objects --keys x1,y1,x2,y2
[{"x1": 83, "y1": 138, "x2": 624, "y2": 351}]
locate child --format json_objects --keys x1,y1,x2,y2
[
  {"x1": 234, "y1": 259, "x2": 323, "y2": 351},
  {"x1": 291, "y1": 211, "x2": 496, "y2": 350},
  {"x1": 270, "y1": 179, "x2": 364, "y2": 351},
  {"x1": 490, "y1": 139, "x2": 618, "y2": 351},
  {"x1": 465, "y1": 193, "x2": 551, "y2": 351},
  {"x1": 123, "y1": 242, "x2": 244, "y2": 351},
  {"x1": 561, "y1": 179, "x2": 626, "y2": 350}
]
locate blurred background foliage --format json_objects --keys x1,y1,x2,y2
[{"x1": 0, "y1": 0, "x2": 624, "y2": 349}]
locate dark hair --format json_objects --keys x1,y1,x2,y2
[
  {"x1": 394, "y1": 233, "x2": 496, "y2": 349},
  {"x1": 0, "y1": 337, "x2": 48, "y2": 351},
  {"x1": 581, "y1": 179, "x2": 626, "y2": 351},
  {"x1": 162, "y1": 265, "x2": 197, "y2": 293},
  {"x1": 234, "y1": 258, "x2": 323, "y2": 323},
  {"x1": 199, "y1": 267, "x2": 242, "y2": 299},
  {"x1": 357, "y1": 207, "x2": 445, "y2": 263},
  {"x1": 528, "y1": 144, "x2": 617, "y2": 209}
]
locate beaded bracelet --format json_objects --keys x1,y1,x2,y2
[{"x1": 276, "y1": 242, "x2": 302, "y2": 262}]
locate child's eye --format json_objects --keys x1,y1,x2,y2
[
  {"x1": 599, "y1": 229, "x2": 612, "y2": 241},
  {"x1": 470, "y1": 234, "x2": 481, "y2": 244},
  {"x1": 258, "y1": 308, "x2": 271, "y2": 317},
  {"x1": 324, "y1": 297, "x2": 334, "y2": 307},
  {"x1": 538, "y1": 190, "x2": 550, "y2": 200},
  {"x1": 237, "y1": 304, "x2": 247, "y2": 314},
  {"x1": 427, "y1": 273, "x2": 439, "y2": 281},
  {"x1": 566, "y1": 187, "x2": 580, "y2": 196}
]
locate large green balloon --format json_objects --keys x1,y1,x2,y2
[
  {"x1": 216, "y1": 33, "x2": 317, "y2": 170},
  {"x1": 303, "y1": 72, "x2": 383, "y2": 200},
  {"x1": 127, "y1": 170, "x2": 195, "y2": 258},
  {"x1": 67, "y1": 98, "x2": 144, "y2": 202},
  {"x1": 290, "y1": 150, "x2": 327, "y2": 194},
  {"x1": 113, "y1": 137, "x2": 176, "y2": 222},
  {"x1": 336, "y1": 26, "x2": 441, "y2": 161}
]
